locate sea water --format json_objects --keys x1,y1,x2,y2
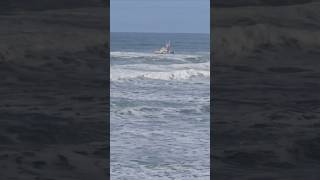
[{"x1": 110, "y1": 32, "x2": 210, "y2": 179}]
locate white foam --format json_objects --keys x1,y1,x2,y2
[
  {"x1": 111, "y1": 62, "x2": 210, "y2": 81},
  {"x1": 111, "y1": 51, "x2": 205, "y2": 61}
]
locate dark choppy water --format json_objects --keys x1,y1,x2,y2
[{"x1": 110, "y1": 32, "x2": 210, "y2": 179}]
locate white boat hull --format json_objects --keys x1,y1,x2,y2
[
  {"x1": 154, "y1": 51, "x2": 174, "y2": 54},
  {"x1": 154, "y1": 41, "x2": 175, "y2": 54}
]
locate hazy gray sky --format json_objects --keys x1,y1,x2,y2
[{"x1": 111, "y1": 0, "x2": 210, "y2": 33}]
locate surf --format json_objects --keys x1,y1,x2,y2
[
  {"x1": 111, "y1": 51, "x2": 207, "y2": 62},
  {"x1": 111, "y1": 62, "x2": 210, "y2": 81}
]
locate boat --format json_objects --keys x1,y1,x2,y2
[{"x1": 154, "y1": 40, "x2": 175, "y2": 54}]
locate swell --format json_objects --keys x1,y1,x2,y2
[
  {"x1": 0, "y1": 0, "x2": 103, "y2": 13},
  {"x1": 213, "y1": 2, "x2": 320, "y2": 58},
  {"x1": 214, "y1": 0, "x2": 318, "y2": 8}
]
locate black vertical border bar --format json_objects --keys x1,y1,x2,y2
[
  {"x1": 105, "y1": 0, "x2": 110, "y2": 178},
  {"x1": 210, "y1": 0, "x2": 214, "y2": 179}
]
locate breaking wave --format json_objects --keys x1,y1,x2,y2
[
  {"x1": 111, "y1": 62, "x2": 210, "y2": 81},
  {"x1": 111, "y1": 51, "x2": 208, "y2": 62}
]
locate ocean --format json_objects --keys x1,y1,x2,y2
[{"x1": 110, "y1": 32, "x2": 210, "y2": 179}]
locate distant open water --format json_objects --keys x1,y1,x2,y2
[{"x1": 110, "y1": 32, "x2": 210, "y2": 179}]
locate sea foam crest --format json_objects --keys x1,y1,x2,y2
[
  {"x1": 111, "y1": 62, "x2": 209, "y2": 81},
  {"x1": 111, "y1": 51, "x2": 205, "y2": 61}
]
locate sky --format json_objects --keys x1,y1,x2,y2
[{"x1": 111, "y1": 0, "x2": 210, "y2": 34}]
